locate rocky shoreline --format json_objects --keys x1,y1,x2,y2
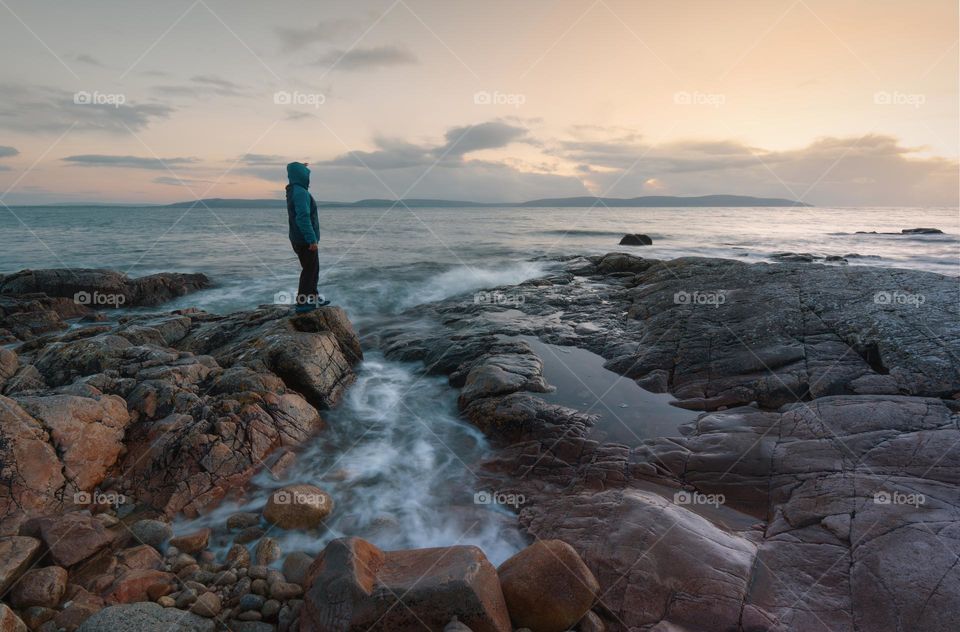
[{"x1": 1, "y1": 257, "x2": 958, "y2": 632}]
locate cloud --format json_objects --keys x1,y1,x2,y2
[
  {"x1": 153, "y1": 176, "x2": 218, "y2": 187},
  {"x1": 0, "y1": 84, "x2": 173, "y2": 133},
  {"x1": 62, "y1": 154, "x2": 198, "y2": 170},
  {"x1": 152, "y1": 75, "x2": 250, "y2": 99},
  {"x1": 276, "y1": 19, "x2": 356, "y2": 51},
  {"x1": 75, "y1": 54, "x2": 105, "y2": 67},
  {"x1": 313, "y1": 45, "x2": 418, "y2": 71},
  {"x1": 0, "y1": 146, "x2": 18, "y2": 158},
  {"x1": 555, "y1": 130, "x2": 959, "y2": 206}
]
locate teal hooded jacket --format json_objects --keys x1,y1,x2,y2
[{"x1": 286, "y1": 162, "x2": 319, "y2": 245}]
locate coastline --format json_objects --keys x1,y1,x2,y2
[{"x1": 1, "y1": 254, "x2": 958, "y2": 631}]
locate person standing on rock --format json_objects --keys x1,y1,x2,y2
[{"x1": 286, "y1": 161, "x2": 329, "y2": 312}]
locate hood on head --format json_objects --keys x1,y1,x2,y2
[{"x1": 287, "y1": 162, "x2": 310, "y2": 188}]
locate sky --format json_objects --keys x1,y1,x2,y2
[{"x1": 0, "y1": 0, "x2": 957, "y2": 206}]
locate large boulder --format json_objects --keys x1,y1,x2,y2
[
  {"x1": 262, "y1": 484, "x2": 333, "y2": 530},
  {"x1": 497, "y1": 540, "x2": 599, "y2": 632},
  {"x1": 76, "y1": 602, "x2": 214, "y2": 632},
  {"x1": 10, "y1": 566, "x2": 68, "y2": 608},
  {"x1": 301, "y1": 537, "x2": 511, "y2": 632},
  {"x1": 0, "y1": 604, "x2": 27, "y2": 632},
  {"x1": 35, "y1": 512, "x2": 116, "y2": 567},
  {"x1": 0, "y1": 536, "x2": 42, "y2": 595}
]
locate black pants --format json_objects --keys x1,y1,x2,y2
[{"x1": 292, "y1": 242, "x2": 320, "y2": 308}]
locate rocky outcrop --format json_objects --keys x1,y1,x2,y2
[
  {"x1": 76, "y1": 602, "x2": 215, "y2": 632},
  {"x1": 0, "y1": 272, "x2": 361, "y2": 536},
  {"x1": 301, "y1": 537, "x2": 512, "y2": 632},
  {"x1": 619, "y1": 234, "x2": 652, "y2": 246},
  {"x1": 381, "y1": 253, "x2": 960, "y2": 632},
  {"x1": 0, "y1": 269, "x2": 210, "y2": 308}
]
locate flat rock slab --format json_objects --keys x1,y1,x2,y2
[
  {"x1": 302, "y1": 537, "x2": 512, "y2": 632},
  {"x1": 76, "y1": 602, "x2": 214, "y2": 632}
]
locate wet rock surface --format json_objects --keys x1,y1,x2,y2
[{"x1": 380, "y1": 253, "x2": 960, "y2": 632}]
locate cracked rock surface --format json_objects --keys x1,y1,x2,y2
[{"x1": 383, "y1": 253, "x2": 960, "y2": 632}]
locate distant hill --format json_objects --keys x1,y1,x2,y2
[{"x1": 160, "y1": 194, "x2": 810, "y2": 209}]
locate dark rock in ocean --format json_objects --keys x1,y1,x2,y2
[
  {"x1": 618, "y1": 233, "x2": 652, "y2": 246},
  {"x1": 770, "y1": 251, "x2": 816, "y2": 262},
  {"x1": 301, "y1": 537, "x2": 512, "y2": 632},
  {"x1": 902, "y1": 227, "x2": 943, "y2": 234}
]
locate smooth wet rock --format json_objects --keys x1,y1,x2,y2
[
  {"x1": 262, "y1": 484, "x2": 333, "y2": 530},
  {"x1": 102, "y1": 569, "x2": 176, "y2": 604},
  {"x1": 190, "y1": 591, "x2": 221, "y2": 617},
  {"x1": 619, "y1": 234, "x2": 652, "y2": 246},
  {"x1": 254, "y1": 537, "x2": 281, "y2": 566},
  {"x1": 301, "y1": 537, "x2": 511, "y2": 632},
  {"x1": 281, "y1": 551, "x2": 314, "y2": 586},
  {"x1": 10, "y1": 566, "x2": 68, "y2": 608},
  {"x1": 497, "y1": 540, "x2": 599, "y2": 632},
  {"x1": 76, "y1": 602, "x2": 215, "y2": 632},
  {"x1": 576, "y1": 611, "x2": 605, "y2": 632}
]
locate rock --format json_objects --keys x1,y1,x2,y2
[
  {"x1": 0, "y1": 604, "x2": 27, "y2": 632},
  {"x1": 19, "y1": 606, "x2": 56, "y2": 630},
  {"x1": 262, "y1": 485, "x2": 333, "y2": 530},
  {"x1": 129, "y1": 520, "x2": 172, "y2": 549},
  {"x1": 169, "y1": 528, "x2": 210, "y2": 555},
  {"x1": 0, "y1": 536, "x2": 42, "y2": 594},
  {"x1": 226, "y1": 544, "x2": 251, "y2": 568},
  {"x1": 261, "y1": 599, "x2": 281, "y2": 619},
  {"x1": 445, "y1": 616, "x2": 474, "y2": 631},
  {"x1": 281, "y1": 551, "x2": 314, "y2": 586},
  {"x1": 227, "y1": 512, "x2": 261, "y2": 530},
  {"x1": 254, "y1": 537, "x2": 281, "y2": 566},
  {"x1": 76, "y1": 602, "x2": 215, "y2": 632},
  {"x1": 901, "y1": 227, "x2": 943, "y2": 234},
  {"x1": 618, "y1": 234, "x2": 652, "y2": 246},
  {"x1": 102, "y1": 569, "x2": 176, "y2": 604},
  {"x1": 576, "y1": 611, "x2": 605, "y2": 632},
  {"x1": 157, "y1": 596, "x2": 175, "y2": 607},
  {"x1": 36, "y1": 512, "x2": 115, "y2": 567},
  {"x1": 190, "y1": 592, "x2": 221, "y2": 618},
  {"x1": 269, "y1": 581, "x2": 302, "y2": 601},
  {"x1": 301, "y1": 537, "x2": 511, "y2": 632},
  {"x1": 55, "y1": 603, "x2": 100, "y2": 631},
  {"x1": 0, "y1": 269, "x2": 210, "y2": 308},
  {"x1": 497, "y1": 540, "x2": 599, "y2": 632},
  {"x1": 238, "y1": 594, "x2": 266, "y2": 612},
  {"x1": 10, "y1": 566, "x2": 68, "y2": 608}
]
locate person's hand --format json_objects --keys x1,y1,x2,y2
[{"x1": 308, "y1": 243, "x2": 319, "y2": 252}]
